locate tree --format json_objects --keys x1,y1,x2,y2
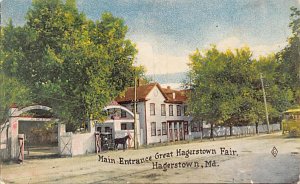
[
  {"x1": 1, "y1": 0, "x2": 138, "y2": 131},
  {"x1": 278, "y1": 7, "x2": 300, "y2": 104},
  {"x1": 0, "y1": 73, "x2": 32, "y2": 128},
  {"x1": 188, "y1": 46, "x2": 293, "y2": 136}
]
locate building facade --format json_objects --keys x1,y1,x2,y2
[{"x1": 115, "y1": 83, "x2": 190, "y2": 145}]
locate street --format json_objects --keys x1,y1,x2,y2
[{"x1": 1, "y1": 132, "x2": 300, "y2": 183}]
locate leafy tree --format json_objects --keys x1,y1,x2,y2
[
  {"x1": 0, "y1": 73, "x2": 32, "y2": 128},
  {"x1": 278, "y1": 7, "x2": 300, "y2": 104},
  {"x1": 1, "y1": 0, "x2": 138, "y2": 131},
  {"x1": 188, "y1": 46, "x2": 293, "y2": 137}
]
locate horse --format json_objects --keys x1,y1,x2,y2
[{"x1": 114, "y1": 135, "x2": 131, "y2": 151}]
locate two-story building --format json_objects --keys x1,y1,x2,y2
[{"x1": 115, "y1": 83, "x2": 190, "y2": 145}]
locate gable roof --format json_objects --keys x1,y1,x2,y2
[
  {"x1": 115, "y1": 83, "x2": 168, "y2": 103},
  {"x1": 161, "y1": 87, "x2": 189, "y2": 104}
]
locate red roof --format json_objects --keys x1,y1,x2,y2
[
  {"x1": 161, "y1": 87, "x2": 188, "y2": 104},
  {"x1": 115, "y1": 83, "x2": 188, "y2": 104}
]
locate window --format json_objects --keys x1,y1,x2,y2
[
  {"x1": 121, "y1": 123, "x2": 127, "y2": 130},
  {"x1": 150, "y1": 103, "x2": 155, "y2": 115},
  {"x1": 177, "y1": 105, "x2": 181, "y2": 116},
  {"x1": 132, "y1": 123, "x2": 135, "y2": 130},
  {"x1": 151, "y1": 122, "x2": 156, "y2": 136},
  {"x1": 184, "y1": 105, "x2": 188, "y2": 116},
  {"x1": 161, "y1": 104, "x2": 166, "y2": 116},
  {"x1": 121, "y1": 110, "x2": 126, "y2": 118},
  {"x1": 162, "y1": 122, "x2": 167, "y2": 135},
  {"x1": 169, "y1": 105, "x2": 173, "y2": 116},
  {"x1": 105, "y1": 127, "x2": 111, "y2": 132}
]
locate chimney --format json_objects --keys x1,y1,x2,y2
[
  {"x1": 167, "y1": 86, "x2": 171, "y2": 89},
  {"x1": 172, "y1": 92, "x2": 176, "y2": 99}
]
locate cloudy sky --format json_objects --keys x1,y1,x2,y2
[{"x1": 2, "y1": 0, "x2": 300, "y2": 77}]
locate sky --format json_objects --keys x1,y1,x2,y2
[{"x1": 2, "y1": 0, "x2": 300, "y2": 85}]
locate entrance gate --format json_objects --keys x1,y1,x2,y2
[{"x1": 3, "y1": 105, "x2": 58, "y2": 161}]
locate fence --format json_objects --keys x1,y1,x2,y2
[
  {"x1": 59, "y1": 131, "x2": 96, "y2": 156},
  {"x1": 191, "y1": 124, "x2": 280, "y2": 139},
  {"x1": 0, "y1": 122, "x2": 9, "y2": 160}
]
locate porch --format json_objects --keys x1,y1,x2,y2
[{"x1": 167, "y1": 121, "x2": 189, "y2": 142}]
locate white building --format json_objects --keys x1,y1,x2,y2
[{"x1": 115, "y1": 83, "x2": 190, "y2": 145}]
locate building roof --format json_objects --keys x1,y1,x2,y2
[
  {"x1": 115, "y1": 83, "x2": 188, "y2": 104},
  {"x1": 115, "y1": 83, "x2": 165, "y2": 103},
  {"x1": 161, "y1": 87, "x2": 188, "y2": 104}
]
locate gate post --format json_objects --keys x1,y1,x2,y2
[
  {"x1": 95, "y1": 132, "x2": 101, "y2": 154},
  {"x1": 58, "y1": 123, "x2": 66, "y2": 155},
  {"x1": 18, "y1": 134, "x2": 24, "y2": 163}
]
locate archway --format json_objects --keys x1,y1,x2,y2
[
  {"x1": 8, "y1": 105, "x2": 59, "y2": 160},
  {"x1": 103, "y1": 105, "x2": 134, "y2": 118}
]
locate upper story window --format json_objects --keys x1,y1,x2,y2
[
  {"x1": 161, "y1": 104, "x2": 166, "y2": 116},
  {"x1": 169, "y1": 105, "x2": 173, "y2": 116},
  {"x1": 177, "y1": 105, "x2": 181, "y2": 116},
  {"x1": 150, "y1": 103, "x2": 155, "y2": 115},
  {"x1": 183, "y1": 105, "x2": 188, "y2": 116}
]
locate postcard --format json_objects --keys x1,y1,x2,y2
[{"x1": 0, "y1": 0, "x2": 300, "y2": 183}]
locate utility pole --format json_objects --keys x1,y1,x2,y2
[
  {"x1": 260, "y1": 73, "x2": 270, "y2": 134},
  {"x1": 134, "y1": 71, "x2": 138, "y2": 149}
]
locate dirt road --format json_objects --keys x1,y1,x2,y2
[{"x1": 1, "y1": 132, "x2": 300, "y2": 183}]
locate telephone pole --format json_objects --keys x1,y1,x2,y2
[
  {"x1": 260, "y1": 73, "x2": 270, "y2": 134},
  {"x1": 134, "y1": 70, "x2": 138, "y2": 149}
]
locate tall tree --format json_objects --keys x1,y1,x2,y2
[
  {"x1": 188, "y1": 46, "x2": 293, "y2": 136},
  {"x1": 1, "y1": 0, "x2": 138, "y2": 131},
  {"x1": 278, "y1": 7, "x2": 300, "y2": 104}
]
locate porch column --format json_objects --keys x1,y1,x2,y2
[
  {"x1": 167, "y1": 122, "x2": 170, "y2": 142},
  {"x1": 180, "y1": 122, "x2": 183, "y2": 140},
  {"x1": 172, "y1": 122, "x2": 175, "y2": 142},
  {"x1": 176, "y1": 122, "x2": 179, "y2": 141}
]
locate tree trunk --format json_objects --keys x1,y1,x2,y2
[
  {"x1": 210, "y1": 122, "x2": 214, "y2": 140},
  {"x1": 200, "y1": 122, "x2": 203, "y2": 141},
  {"x1": 230, "y1": 125, "x2": 233, "y2": 136},
  {"x1": 255, "y1": 122, "x2": 258, "y2": 134}
]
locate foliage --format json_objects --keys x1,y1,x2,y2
[
  {"x1": 0, "y1": 73, "x2": 33, "y2": 128},
  {"x1": 1, "y1": 0, "x2": 138, "y2": 131},
  {"x1": 277, "y1": 7, "x2": 300, "y2": 104},
  {"x1": 188, "y1": 46, "x2": 293, "y2": 127}
]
